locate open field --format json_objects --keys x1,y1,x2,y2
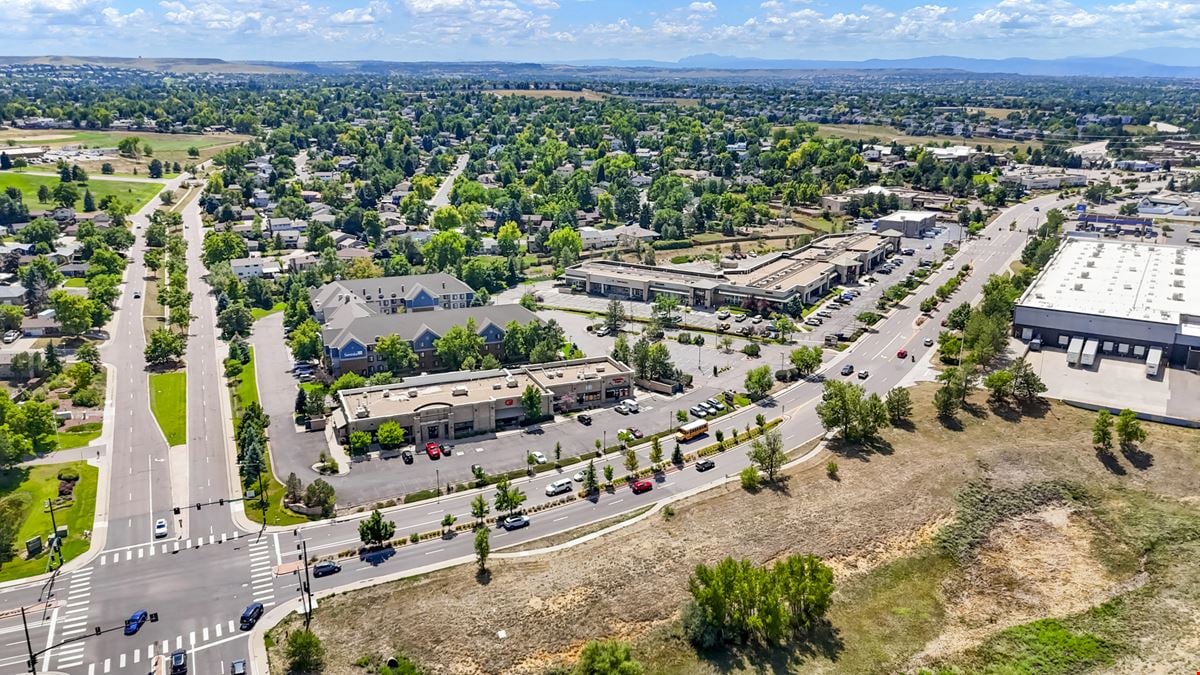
[
  {"x1": 149, "y1": 371, "x2": 187, "y2": 446},
  {"x1": 488, "y1": 89, "x2": 609, "y2": 101},
  {"x1": 266, "y1": 385, "x2": 1200, "y2": 674},
  {"x1": 56, "y1": 422, "x2": 102, "y2": 450},
  {"x1": 0, "y1": 129, "x2": 251, "y2": 165},
  {"x1": 0, "y1": 172, "x2": 163, "y2": 213},
  {"x1": 0, "y1": 462, "x2": 98, "y2": 582},
  {"x1": 968, "y1": 107, "x2": 1021, "y2": 119},
  {"x1": 816, "y1": 123, "x2": 1045, "y2": 150}
]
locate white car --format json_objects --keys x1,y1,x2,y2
[
  {"x1": 572, "y1": 471, "x2": 586, "y2": 482},
  {"x1": 154, "y1": 518, "x2": 169, "y2": 538},
  {"x1": 530, "y1": 451, "x2": 548, "y2": 464}
]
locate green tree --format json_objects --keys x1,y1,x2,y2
[
  {"x1": 376, "y1": 421, "x2": 405, "y2": 449},
  {"x1": 493, "y1": 477, "x2": 526, "y2": 515},
  {"x1": 201, "y1": 231, "x2": 248, "y2": 267},
  {"x1": 788, "y1": 346, "x2": 823, "y2": 378},
  {"x1": 20, "y1": 256, "x2": 64, "y2": 311},
  {"x1": 422, "y1": 230, "x2": 467, "y2": 272},
  {"x1": 520, "y1": 384, "x2": 543, "y2": 421},
  {"x1": 604, "y1": 298, "x2": 626, "y2": 335},
  {"x1": 884, "y1": 387, "x2": 912, "y2": 425},
  {"x1": 748, "y1": 429, "x2": 786, "y2": 481},
  {"x1": 815, "y1": 380, "x2": 887, "y2": 443},
  {"x1": 547, "y1": 226, "x2": 583, "y2": 267},
  {"x1": 1092, "y1": 409, "x2": 1114, "y2": 452},
  {"x1": 285, "y1": 630, "x2": 325, "y2": 673},
  {"x1": 75, "y1": 341, "x2": 101, "y2": 372},
  {"x1": 10, "y1": 400, "x2": 57, "y2": 453},
  {"x1": 1115, "y1": 408, "x2": 1147, "y2": 450},
  {"x1": 357, "y1": 509, "x2": 396, "y2": 547},
  {"x1": 348, "y1": 430, "x2": 371, "y2": 455},
  {"x1": 933, "y1": 383, "x2": 961, "y2": 418},
  {"x1": 575, "y1": 639, "x2": 642, "y2": 675},
  {"x1": 584, "y1": 459, "x2": 599, "y2": 493},
  {"x1": 496, "y1": 221, "x2": 522, "y2": 257},
  {"x1": 430, "y1": 205, "x2": 462, "y2": 231},
  {"x1": 435, "y1": 317, "x2": 484, "y2": 370},
  {"x1": 649, "y1": 436, "x2": 664, "y2": 468},
  {"x1": 217, "y1": 302, "x2": 253, "y2": 340},
  {"x1": 0, "y1": 305, "x2": 23, "y2": 332},
  {"x1": 471, "y1": 493, "x2": 490, "y2": 526},
  {"x1": 330, "y1": 372, "x2": 366, "y2": 393},
  {"x1": 144, "y1": 328, "x2": 186, "y2": 366},
  {"x1": 48, "y1": 291, "x2": 94, "y2": 336},
  {"x1": 474, "y1": 527, "x2": 490, "y2": 572},
  {"x1": 375, "y1": 334, "x2": 417, "y2": 374},
  {"x1": 623, "y1": 448, "x2": 639, "y2": 474},
  {"x1": 744, "y1": 365, "x2": 773, "y2": 401},
  {"x1": 1009, "y1": 357, "x2": 1047, "y2": 404},
  {"x1": 288, "y1": 319, "x2": 324, "y2": 362},
  {"x1": 739, "y1": 465, "x2": 761, "y2": 491},
  {"x1": 983, "y1": 369, "x2": 1015, "y2": 402},
  {"x1": 52, "y1": 182, "x2": 79, "y2": 209}
]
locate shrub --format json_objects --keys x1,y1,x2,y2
[
  {"x1": 739, "y1": 466, "x2": 760, "y2": 491},
  {"x1": 57, "y1": 467, "x2": 80, "y2": 482},
  {"x1": 741, "y1": 343, "x2": 761, "y2": 357},
  {"x1": 651, "y1": 239, "x2": 693, "y2": 250},
  {"x1": 285, "y1": 630, "x2": 325, "y2": 673},
  {"x1": 826, "y1": 461, "x2": 839, "y2": 478},
  {"x1": 71, "y1": 388, "x2": 102, "y2": 408}
]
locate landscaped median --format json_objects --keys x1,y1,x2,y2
[
  {"x1": 0, "y1": 461, "x2": 98, "y2": 582},
  {"x1": 149, "y1": 371, "x2": 186, "y2": 445},
  {"x1": 225, "y1": 345, "x2": 310, "y2": 527}
]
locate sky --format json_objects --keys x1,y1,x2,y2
[{"x1": 3, "y1": 0, "x2": 1199, "y2": 63}]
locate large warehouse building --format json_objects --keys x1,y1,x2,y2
[{"x1": 1013, "y1": 237, "x2": 1200, "y2": 370}]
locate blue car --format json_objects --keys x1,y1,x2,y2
[{"x1": 124, "y1": 610, "x2": 148, "y2": 636}]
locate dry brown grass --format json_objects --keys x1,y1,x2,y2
[
  {"x1": 489, "y1": 89, "x2": 609, "y2": 101},
  {"x1": 266, "y1": 386, "x2": 1200, "y2": 674}
]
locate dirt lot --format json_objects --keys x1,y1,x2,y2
[{"x1": 267, "y1": 385, "x2": 1200, "y2": 674}]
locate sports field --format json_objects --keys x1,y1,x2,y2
[{"x1": 0, "y1": 172, "x2": 163, "y2": 212}]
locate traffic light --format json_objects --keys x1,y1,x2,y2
[
  {"x1": 173, "y1": 506, "x2": 180, "y2": 515},
  {"x1": 149, "y1": 612, "x2": 159, "y2": 623},
  {"x1": 218, "y1": 498, "x2": 225, "y2": 506},
  {"x1": 195, "y1": 503, "x2": 202, "y2": 511}
]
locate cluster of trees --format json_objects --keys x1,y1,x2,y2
[
  {"x1": 614, "y1": 334, "x2": 679, "y2": 384},
  {"x1": 0, "y1": 389, "x2": 61, "y2": 466},
  {"x1": 1091, "y1": 408, "x2": 1147, "y2": 455},
  {"x1": 683, "y1": 554, "x2": 834, "y2": 648},
  {"x1": 282, "y1": 471, "x2": 336, "y2": 517},
  {"x1": 144, "y1": 211, "x2": 191, "y2": 366},
  {"x1": 815, "y1": 380, "x2": 889, "y2": 443}
]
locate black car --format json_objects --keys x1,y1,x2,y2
[
  {"x1": 696, "y1": 458, "x2": 716, "y2": 472},
  {"x1": 170, "y1": 649, "x2": 188, "y2": 675},
  {"x1": 840, "y1": 364, "x2": 855, "y2": 376},
  {"x1": 239, "y1": 602, "x2": 264, "y2": 630},
  {"x1": 400, "y1": 450, "x2": 413, "y2": 464},
  {"x1": 313, "y1": 561, "x2": 341, "y2": 577},
  {"x1": 577, "y1": 413, "x2": 592, "y2": 425}
]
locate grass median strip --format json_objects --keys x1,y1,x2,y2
[
  {"x1": 149, "y1": 371, "x2": 187, "y2": 446},
  {"x1": 56, "y1": 422, "x2": 103, "y2": 450}
]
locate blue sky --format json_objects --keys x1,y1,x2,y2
[{"x1": 3, "y1": 0, "x2": 1197, "y2": 62}]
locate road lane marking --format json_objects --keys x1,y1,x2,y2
[
  {"x1": 424, "y1": 548, "x2": 444, "y2": 555},
  {"x1": 202, "y1": 627, "x2": 209, "y2": 641}
]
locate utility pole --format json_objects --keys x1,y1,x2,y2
[
  {"x1": 21, "y1": 606, "x2": 35, "y2": 673},
  {"x1": 300, "y1": 539, "x2": 314, "y2": 628}
]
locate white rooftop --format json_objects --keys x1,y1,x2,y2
[
  {"x1": 878, "y1": 210, "x2": 939, "y2": 222},
  {"x1": 1018, "y1": 237, "x2": 1199, "y2": 326}
]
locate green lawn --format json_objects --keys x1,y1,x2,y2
[
  {"x1": 0, "y1": 129, "x2": 251, "y2": 163},
  {"x1": 0, "y1": 172, "x2": 164, "y2": 213},
  {"x1": 234, "y1": 348, "x2": 259, "y2": 410},
  {"x1": 63, "y1": 277, "x2": 87, "y2": 288},
  {"x1": 56, "y1": 422, "x2": 103, "y2": 450},
  {"x1": 149, "y1": 371, "x2": 187, "y2": 446},
  {"x1": 251, "y1": 302, "x2": 285, "y2": 321},
  {"x1": 0, "y1": 462, "x2": 98, "y2": 582}
]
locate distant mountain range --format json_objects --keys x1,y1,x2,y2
[
  {"x1": 3, "y1": 53, "x2": 1200, "y2": 79},
  {"x1": 567, "y1": 53, "x2": 1200, "y2": 78}
]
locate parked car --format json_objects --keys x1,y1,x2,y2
[
  {"x1": 312, "y1": 561, "x2": 341, "y2": 577},
  {"x1": 716, "y1": 310, "x2": 730, "y2": 320},
  {"x1": 805, "y1": 318, "x2": 821, "y2": 326},
  {"x1": 154, "y1": 518, "x2": 168, "y2": 538},
  {"x1": 816, "y1": 311, "x2": 832, "y2": 319},
  {"x1": 751, "y1": 315, "x2": 763, "y2": 324},
  {"x1": 239, "y1": 602, "x2": 264, "y2": 630},
  {"x1": 621, "y1": 399, "x2": 639, "y2": 413},
  {"x1": 577, "y1": 413, "x2": 592, "y2": 425},
  {"x1": 573, "y1": 470, "x2": 587, "y2": 482},
  {"x1": 124, "y1": 610, "x2": 148, "y2": 636},
  {"x1": 530, "y1": 451, "x2": 548, "y2": 464},
  {"x1": 630, "y1": 479, "x2": 653, "y2": 494},
  {"x1": 858, "y1": 370, "x2": 870, "y2": 380},
  {"x1": 628, "y1": 428, "x2": 644, "y2": 439},
  {"x1": 2, "y1": 330, "x2": 19, "y2": 344},
  {"x1": 401, "y1": 450, "x2": 413, "y2": 464},
  {"x1": 501, "y1": 515, "x2": 530, "y2": 531},
  {"x1": 734, "y1": 314, "x2": 748, "y2": 323},
  {"x1": 614, "y1": 404, "x2": 630, "y2": 415},
  {"x1": 840, "y1": 364, "x2": 855, "y2": 376},
  {"x1": 705, "y1": 398, "x2": 722, "y2": 410},
  {"x1": 897, "y1": 349, "x2": 908, "y2": 359},
  {"x1": 689, "y1": 405, "x2": 707, "y2": 418},
  {"x1": 696, "y1": 458, "x2": 716, "y2": 472},
  {"x1": 425, "y1": 442, "x2": 441, "y2": 459},
  {"x1": 595, "y1": 326, "x2": 611, "y2": 337}
]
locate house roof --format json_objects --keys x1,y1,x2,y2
[
  {"x1": 310, "y1": 273, "x2": 474, "y2": 318},
  {"x1": 323, "y1": 304, "x2": 539, "y2": 350}
]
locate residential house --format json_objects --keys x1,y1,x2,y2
[{"x1": 310, "y1": 273, "x2": 475, "y2": 323}]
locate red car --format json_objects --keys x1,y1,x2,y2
[
  {"x1": 897, "y1": 349, "x2": 908, "y2": 359},
  {"x1": 630, "y1": 479, "x2": 653, "y2": 494},
  {"x1": 424, "y1": 442, "x2": 441, "y2": 460}
]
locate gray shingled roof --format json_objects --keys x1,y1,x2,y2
[
  {"x1": 323, "y1": 304, "x2": 539, "y2": 350},
  {"x1": 309, "y1": 273, "x2": 473, "y2": 317}
]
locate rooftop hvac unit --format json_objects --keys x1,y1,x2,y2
[
  {"x1": 1176, "y1": 268, "x2": 1186, "y2": 276},
  {"x1": 506, "y1": 379, "x2": 518, "y2": 388},
  {"x1": 1086, "y1": 260, "x2": 1095, "y2": 267},
  {"x1": 1073, "y1": 283, "x2": 1083, "y2": 291},
  {"x1": 556, "y1": 370, "x2": 565, "y2": 378},
  {"x1": 452, "y1": 386, "x2": 469, "y2": 397},
  {"x1": 492, "y1": 382, "x2": 502, "y2": 390},
  {"x1": 1080, "y1": 271, "x2": 1090, "y2": 279},
  {"x1": 407, "y1": 389, "x2": 418, "y2": 398},
  {"x1": 596, "y1": 365, "x2": 606, "y2": 372},
  {"x1": 355, "y1": 405, "x2": 369, "y2": 419},
  {"x1": 1174, "y1": 280, "x2": 1185, "y2": 287},
  {"x1": 1173, "y1": 292, "x2": 1184, "y2": 301}
]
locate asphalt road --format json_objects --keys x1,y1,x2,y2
[{"x1": 0, "y1": 191, "x2": 1067, "y2": 674}]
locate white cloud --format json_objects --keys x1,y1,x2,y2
[
  {"x1": 527, "y1": 0, "x2": 559, "y2": 8},
  {"x1": 330, "y1": 0, "x2": 391, "y2": 24},
  {"x1": 688, "y1": 1, "x2": 717, "y2": 12}
]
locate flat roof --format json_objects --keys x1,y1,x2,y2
[{"x1": 1017, "y1": 237, "x2": 1199, "y2": 326}]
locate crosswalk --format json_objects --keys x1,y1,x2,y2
[
  {"x1": 54, "y1": 568, "x2": 94, "y2": 669},
  {"x1": 62, "y1": 619, "x2": 244, "y2": 674},
  {"x1": 95, "y1": 531, "x2": 245, "y2": 567},
  {"x1": 248, "y1": 537, "x2": 276, "y2": 606}
]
